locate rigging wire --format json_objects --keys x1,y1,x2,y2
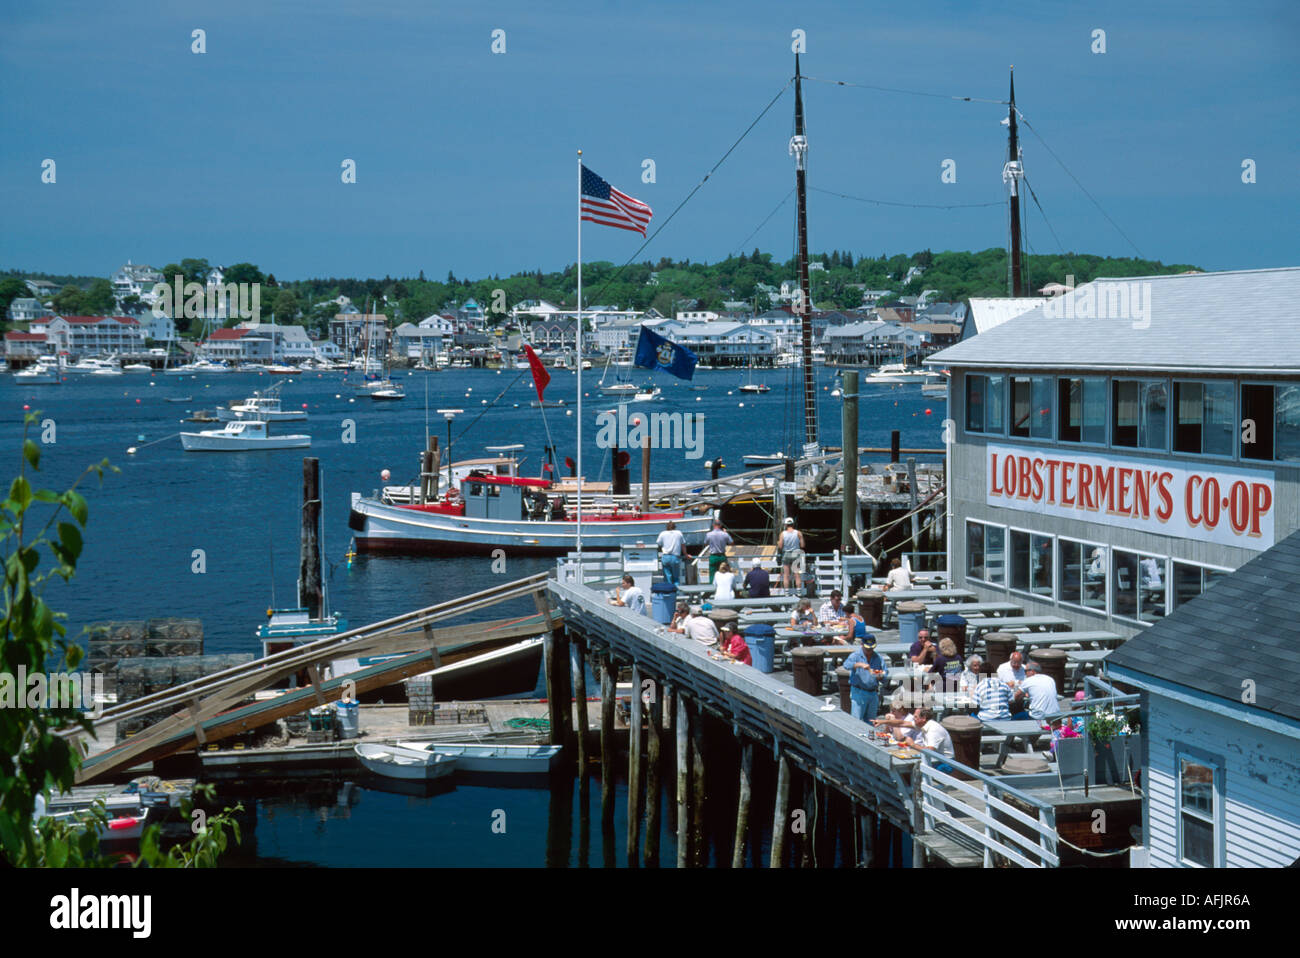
[
  {"x1": 582, "y1": 80, "x2": 793, "y2": 307},
  {"x1": 1017, "y1": 113, "x2": 1144, "y2": 258},
  {"x1": 810, "y1": 186, "x2": 1003, "y2": 211},
  {"x1": 802, "y1": 74, "x2": 1007, "y2": 105},
  {"x1": 732, "y1": 189, "x2": 794, "y2": 256}
]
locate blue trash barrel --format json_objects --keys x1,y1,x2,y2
[
  {"x1": 746, "y1": 624, "x2": 776, "y2": 674},
  {"x1": 935, "y1": 613, "x2": 969, "y2": 658},
  {"x1": 651, "y1": 582, "x2": 677, "y2": 624},
  {"x1": 336, "y1": 698, "x2": 360, "y2": 739},
  {"x1": 897, "y1": 601, "x2": 928, "y2": 648}
]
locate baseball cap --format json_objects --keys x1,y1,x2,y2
[
  {"x1": 784, "y1": 517, "x2": 794, "y2": 525},
  {"x1": 860, "y1": 634, "x2": 877, "y2": 649}
]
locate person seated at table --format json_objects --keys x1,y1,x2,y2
[
  {"x1": 743, "y1": 562, "x2": 771, "y2": 599},
  {"x1": 680, "y1": 606, "x2": 720, "y2": 646},
  {"x1": 843, "y1": 634, "x2": 886, "y2": 722},
  {"x1": 718, "y1": 623, "x2": 752, "y2": 666},
  {"x1": 712, "y1": 560, "x2": 738, "y2": 601},
  {"x1": 844, "y1": 602, "x2": 870, "y2": 641},
  {"x1": 666, "y1": 600, "x2": 691, "y2": 634},
  {"x1": 872, "y1": 696, "x2": 918, "y2": 743},
  {"x1": 959, "y1": 654, "x2": 983, "y2": 695},
  {"x1": 882, "y1": 556, "x2": 913, "y2": 591},
  {"x1": 908, "y1": 629, "x2": 936, "y2": 666},
  {"x1": 610, "y1": 574, "x2": 646, "y2": 616},
  {"x1": 817, "y1": 589, "x2": 846, "y2": 625},
  {"x1": 974, "y1": 672, "x2": 1012, "y2": 722},
  {"x1": 823, "y1": 602, "x2": 854, "y2": 646},
  {"x1": 1020, "y1": 660, "x2": 1060, "y2": 720},
  {"x1": 928, "y1": 637, "x2": 964, "y2": 688},
  {"x1": 996, "y1": 650, "x2": 1026, "y2": 688},
  {"x1": 908, "y1": 707, "x2": 955, "y2": 758},
  {"x1": 790, "y1": 599, "x2": 817, "y2": 630}
]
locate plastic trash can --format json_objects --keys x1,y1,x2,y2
[
  {"x1": 897, "y1": 601, "x2": 928, "y2": 648},
  {"x1": 746, "y1": 624, "x2": 776, "y2": 674},
  {"x1": 651, "y1": 582, "x2": 677, "y2": 624},
  {"x1": 336, "y1": 698, "x2": 360, "y2": 739}
]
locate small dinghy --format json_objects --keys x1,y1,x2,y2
[
  {"x1": 354, "y1": 743, "x2": 458, "y2": 781},
  {"x1": 392, "y1": 741, "x2": 563, "y2": 774}
]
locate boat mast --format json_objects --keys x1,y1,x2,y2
[
  {"x1": 792, "y1": 53, "x2": 818, "y2": 452},
  {"x1": 1004, "y1": 66, "x2": 1025, "y2": 297}
]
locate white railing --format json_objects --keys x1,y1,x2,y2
[{"x1": 913, "y1": 749, "x2": 1059, "y2": 868}]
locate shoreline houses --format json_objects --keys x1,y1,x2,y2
[{"x1": 926, "y1": 267, "x2": 1300, "y2": 640}]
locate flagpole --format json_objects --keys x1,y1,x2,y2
[{"x1": 576, "y1": 149, "x2": 584, "y2": 558}]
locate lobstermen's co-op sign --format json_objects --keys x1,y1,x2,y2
[{"x1": 986, "y1": 444, "x2": 1275, "y2": 551}]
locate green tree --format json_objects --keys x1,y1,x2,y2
[
  {"x1": 179, "y1": 258, "x2": 211, "y2": 286},
  {"x1": 51, "y1": 286, "x2": 86, "y2": 315},
  {"x1": 82, "y1": 279, "x2": 116, "y2": 315},
  {"x1": 0, "y1": 278, "x2": 28, "y2": 321},
  {"x1": 222, "y1": 263, "x2": 264, "y2": 287},
  {"x1": 271, "y1": 289, "x2": 300, "y2": 321}
]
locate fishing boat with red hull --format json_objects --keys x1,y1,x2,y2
[{"x1": 349, "y1": 456, "x2": 711, "y2": 556}]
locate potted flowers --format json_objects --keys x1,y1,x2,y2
[
  {"x1": 1051, "y1": 717, "x2": 1088, "y2": 785},
  {"x1": 1087, "y1": 706, "x2": 1141, "y2": 786}
]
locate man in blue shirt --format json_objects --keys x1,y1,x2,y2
[
  {"x1": 843, "y1": 634, "x2": 887, "y2": 722},
  {"x1": 743, "y1": 563, "x2": 771, "y2": 598},
  {"x1": 974, "y1": 673, "x2": 1011, "y2": 722}
]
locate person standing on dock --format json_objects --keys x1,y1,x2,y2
[
  {"x1": 698, "y1": 519, "x2": 733, "y2": 583},
  {"x1": 657, "y1": 520, "x2": 686, "y2": 587},
  {"x1": 844, "y1": 634, "x2": 886, "y2": 722},
  {"x1": 778, "y1": 517, "x2": 806, "y2": 593}
]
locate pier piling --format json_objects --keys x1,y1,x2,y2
[
  {"x1": 732, "y1": 739, "x2": 753, "y2": 868},
  {"x1": 690, "y1": 703, "x2": 707, "y2": 867},
  {"x1": 676, "y1": 693, "x2": 690, "y2": 867},
  {"x1": 627, "y1": 663, "x2": 644, "y2": 867},
  {"x1": 770, "y1": 752, "x2": 791, "y2": 868},
  {"x1": 299, "y1": 457, "x2": 323, "y2": 619},
  {"x1": 599, "y1": 654, "x2": 615, "y2": 822},
  {"x1": 644, "y1": 685, "x2": 662, "y2": 867},
  {"x1": 570, "y1": 635, "x2": 589, "y2": 775},
  {"x1": 840, "y1": 371, "x2": 859, "y2": 553}
]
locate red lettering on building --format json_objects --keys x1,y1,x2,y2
[
  {"x1": 1077, "y1": 463, "x2": 1095, "y2": 510},
  {"x1": 990, "y1": 453, "x2": 1002, "y2": 496},
  {"x1": 1250, "y1": 482, "x2": 1273, "y2": 537},
  {"x1": 1045, "y1": 460, "x2": 1061, "y2": 504},
  {"x1": 1155, "y1": 472, "x2": 1174, "y2": 522},
  {"x1": 1202, "y1": 477, "x2": 1221, "y2": 528},
  {"x1": 1061, "y1": 462, "x2": 1076, "y2": 506},
  {"x1": 1228, "y1": 481, "x2": 1251, "y2": 534},
  {"x1": 1031, "y1": 458, "x2": 1045, "y2": 501},
  {"x1": 1017, "y1": 455, "x2": 1032, "y2": 500},
  {"x1": 1096, "y1": 467, "x2": 1115, "y2": 512},
  {"x1": 1186, "y1": 475, "x2": 1202, "y2": 526}
]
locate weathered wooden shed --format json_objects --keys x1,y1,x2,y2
[{"x1": 1108, "y1": 528, "x2": 1300, "y2": 868}]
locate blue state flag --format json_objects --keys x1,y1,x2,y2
[{"x1": 634, "y1": 325, "x2": 697, "y2": 380}]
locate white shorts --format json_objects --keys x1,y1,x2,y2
[{"x1": 783, "y1": 549, "x2": 805, "y2": 573}]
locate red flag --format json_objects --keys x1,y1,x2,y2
[{"x1": 524, "y1": 344, "x2": 550, "y2": 401}]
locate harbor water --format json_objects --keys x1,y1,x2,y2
[{"x1": 2, "y1": 365, "x2": 937, "y2": 866}]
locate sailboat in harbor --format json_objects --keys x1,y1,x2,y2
[
  {"x1": 597, "y1": 350, "x2": 637, "y2": 395},
  {"x1": 738, "y1": 360, "x2": 771, "y2": 393}
]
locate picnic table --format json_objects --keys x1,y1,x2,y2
[
  {"x1": 676, "y1": 584, "x2": 716, "y2": 596},
  {"x1": 1018, "y1": 630, "x2": 1124, "y2": 653},
  {"x1": 982, "y1": 718, "x2": 1049, "y2": 767},
  {"x1": 736, "y1": 610, "x2": 793, "y2": 625},
  {"x1": 884, "y1": 588, "x2": 977, "y2": 605},
  {"x1": 708, "y1": 595, "x2": 801, "y2": 610},
  {"x1": 967, "y1": 616, "x2": 1071, "y2": 643},
  {"x1": 920, "y1": 601, "x2": 1023, "y2": 618},
  {"x1": 873, "y1": 642, "x2": 911, "y2": 663},
  {"x1": 776, "y1": 626, "x2": 855, "y2": 646}
]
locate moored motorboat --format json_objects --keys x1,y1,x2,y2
[
  {"x1": 180, "y1": 419, "x2": 311, "y2": 451},
  {"x1": 14, "y1": 361, "x2": 61, "y2": 384},
  {"x1": 354, "y1": 743, "x2": 458, "y2": 781},
  {"x1": 217, "y1": 382, "x2": 308, "y2": 421},
  {"x1": 392, "y1": 741, "x2": 563, "y2": 774},
  {"x1": 266, "y1": 364, "x2": 302, "y2": 375}
]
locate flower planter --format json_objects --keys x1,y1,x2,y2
[{"x1": 1090, "y1": 734, "x2": 1141, "y2": 786}]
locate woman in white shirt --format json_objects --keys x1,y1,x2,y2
[
  {"x1": 882, "y1": 556, "x2": 913, "y2": 591},
  {"x1": 712, "y1": 561, "x2": 737, "y2": 600}
]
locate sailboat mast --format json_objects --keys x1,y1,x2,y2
[
  {"x1": 792, "y1": 53, "x2": 818, "y2": 451},
  {"x1": 1006, "y1": 67, "x2": 1025, "y2": 297}
]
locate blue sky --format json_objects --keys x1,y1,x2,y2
[{"x1": 2, "y1": 0, "x2": 1297, "y2": 281}]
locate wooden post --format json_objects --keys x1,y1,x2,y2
[
  {"x1": 429, "y1": 435, "x2": 441, "y2": 499},
  {"x1": 665, "y1": 686, "x2": 677, "y2": 834},
  {"x1": 906, "y1": 456, "x2": 920, "y2": 570},
  {"x1": 676, "y1": 693, "x2": 690, "y2": 867},
  {"x1": 840, "y1": 370, "x2": 859, "y2": 554},
  {"x1": 732, "y1": 740, "x2": 753, "y2": 868},
  {"x1": 770, "y1": 751, "x2": 791, "y2": 868},
  {"x1": 571, "y1": 635, "x2": 589, "y2": 776},
  {"x1": 690, "y1": 704, "x2": 707, "y2": 867},
  {"x1": 600, "y1": 654, "x2": 615, "y2": 821},
  {"x1": 627, "y1": 664, "x2": 644, "y2": 867},
  {"x1": 298, "y1": 457, "x2": 323, "y2": 619},
  {"x1": 641, "y1": 423, "x2": 651, "y2": 513},
  {"x1": 538, "y1": 592, "x2": 565, "y2": 747},
  {"x1": 644, "y1": 684, "x2": 663, "y2": 867}
]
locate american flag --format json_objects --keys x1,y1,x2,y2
[{"x1": 581, "y1": 165, "x2": 652, "y2": 236}]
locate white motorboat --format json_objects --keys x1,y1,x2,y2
[
  {"x1": 180, "y1": 419, "x2": 311, "y2": 451},
  {"x1": 392, "y1": 741, "x2": 563, "y2": 774},
  {"x1": 217, "y1": 382, "x2": 308, "y2": 421},
  {"x1": 864, "y1": 362, "x2": 941, "y2": 384},
  {"x1": 266, "y1": 364, "x2": 302, "y2": 375},
  {"x1": 354, "y1": 743, "x2": 458, "y2": 781},
  {"x1": 14, "y1": 361, "x2": 61, "y2": 384},
  {"x1": 599, "y1": 382, "x2": 638, "y2": 396},
  {"x1": 742, "y1": 452, "x2": 787, "y2": 468},
  {"x1": 191, "y1": 359, "x2": 233, "y2": 374},
  {"x1": 122, "y1": 362, "x2": 152, "y2": 372},
  {"x1": 738, "y1": 382, "x2": 770, "y2": 393},
  {"x1": 630, "y1": 386, "x2": 661, "y2": 402}
]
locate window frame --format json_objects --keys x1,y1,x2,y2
[
  {"x1": 1057, "y1": 375, "x2": 1109, "y2": 447},
  {"x1": 1172, "y1": 378, "x2": 1238, "y2": 461},
  {"x1": 1110, "y1": 548, "x2": 1168, "y2": 626},
  {"x1": 1240, "y1": 379, "x2": 1300, "y2": 464},
  {"x1": 965, "y1": 372, "x2": 1007, "y2": 437},
  {"x1": 1111, "y1": 377, "x2": 1170, "y2": 453},
  {"x1": 1175, "y1": 745, "x2": 1225, "y2": 868},
  {"x1": 1169, "y1": 558, "x2": 1234, "y2": 613},
  {"x1": 1056, "y1": 535, "x2": 1108, "y2": 616},
  {"x1": 1007, "y1": 525, "x2": 1055, "y2": 601},
  {"x1": 965, "y1": 518, "x2": 1008, "y2": 588}
]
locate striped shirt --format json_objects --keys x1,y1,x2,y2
[{"x1": 974, "y1": 676, "x2": 1011, "y2": 721}]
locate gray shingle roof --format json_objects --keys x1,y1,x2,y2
[
  {"x1": 1108, "y1": 527, "x2": 1300, "y2": 722},
  {"x1": 929, "y1": 268, "x2": 1300, "y2": 373}
]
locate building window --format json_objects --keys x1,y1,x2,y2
[
  {"x1": 1058, "y1": 377, "x2": 1107, "y2": 444},
  {"x1": 965, "y1": 374, "x2": 1005, "y2": 434},
  {"x1": 966, "y1": 520, "x2": 1006, "y2": 586},
  {"x1": 1009, "y1": 530, "x2": 1052, "y2": 597},
  {"x1": 1174, "y1": 381, "x2": 1235, "y2": 457},
  {"x1": 1171, "y1": 561, "x2": 1231, "y2": 612},
  {"x1": 1112, "y1": 549, "x2": 1166, "y2": 623},
  {"x1": 1113, "y1": 379, "x2": 1168, "y2": 451},
  {"x1": 1177, "y1": 753, "x2": 1222, "y2": 867},
  {"x1": 1241, "y1": 382, "x2": 1300, "y2": 462},
  {"x1": 1010, "y1": 376, "x2": 1052, "y2": 439},
  {"x1": 1059, "y1": 538, "x2": 1107, "y2": 612}
]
